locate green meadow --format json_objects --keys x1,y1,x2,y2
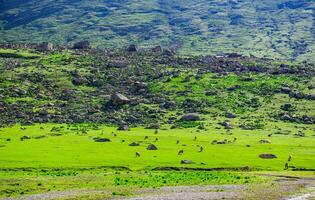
[
  {"x1": 0, "y1": 123, "x2": 314, "y2": 170},
  {"x1": 0, "y1": 123, "x2": 314, "y2": 198}
]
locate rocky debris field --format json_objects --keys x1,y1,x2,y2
[{"x1": 0, "y1": 43, "x2": 314, "y2": 129}]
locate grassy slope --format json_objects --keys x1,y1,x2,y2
[
  {"x1": 0, "y1": 0, "x2": 314, "y2": 61},
  {"x1": 0, "y1": 47, "x2": 314, "y2": 198}
]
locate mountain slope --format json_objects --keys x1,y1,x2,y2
[{"x1": 0, "y1": 0, "x2": 314, "y2": 61}]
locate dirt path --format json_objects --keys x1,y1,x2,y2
[
  {"x1": 1, "y1": 176, "x2": 314, "y2": 200},
  {"x1": 286, "y1": 186, "x2": 315, "y2": 200},
  {"x1": 119, "y1": 185, "x2": 245, "y2": 200}
]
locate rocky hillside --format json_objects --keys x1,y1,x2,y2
[
  {"x1": 0, "y1": 0, "x2": 314, "y2": 61},
  {"x1": 0, "y1": 43, "x2": 314, "y2": 128}
]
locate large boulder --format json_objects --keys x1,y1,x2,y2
[
  {"x1": 151, "y1": 45, "x2": 162, "y2": 53},
  {"x1": 117, "y1": 124, "x2": 130, "y2": 131},
  {"x1": 110, "y1": 93, "x2": 130, "y2": 106},
  {"x1": 147, "y1": 144, "x2": 158, "y2": 150},
  {"x1": 37, "y1": 42, "x2": 54, "y2": 51},
  {"x1": 73, "y1": 41, "x2": 90, "y2": 49},
  {"x1": 181, "y1": 113, "x2": 200, "y2": 121},
  {"x1": 162, "y1": 49, "x2": 175, "y2": 56},
  {"x1": 126, "y1": 44, "x2": 138, "y2": 52}
]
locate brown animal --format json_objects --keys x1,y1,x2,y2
[
  {"x1": 144, "y1": 136, "x2": 149, "y2": 140},
  {"x1": 194, "y1": 136, "x2": 197, "y2": 141},
  {"x1": 176, "y1": 140, "x2": 180, "y2": 144},
  {"x1": 288, "y1": 155, "x2": 292, "y2": 162},
  {"x1": 178, "y1": 150, "x2": 184, "y2": 155},
  {"x1": 284, "y1": 162, "x2": 289, "y2": 170},
  {"x1": 199, "y1": 146, "x2": 203, "y2": 152},
  {"x1": 136, "y1": 152, "x2": 141, "y2": 157},
  {"x1": 154, "y1": 129, "x2": 158, "y2": 134},
  {"x1": 155, "y1": 138, "x2": 158, "y2": 142}
]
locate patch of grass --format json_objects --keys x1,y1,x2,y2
[{"x1": 0, "y1": 49, "x2": 40, "y2": 59}]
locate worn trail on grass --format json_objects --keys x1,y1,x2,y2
[{"x1": 2, "y1": 176, "x2": 314, "y2": 200}]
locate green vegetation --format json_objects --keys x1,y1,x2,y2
[
  {"x1": 0, "y1": 45, "x2": 314, "y2": 198},
  {"x1": 0, "y1": 168, "x2": 259, "y2": 198},
  {"x1": 0, "y1": 0, "x2": 314, "y2": 62},
  {"x1": 0, "y1": 124, "x2": 314, "y2": 170}
]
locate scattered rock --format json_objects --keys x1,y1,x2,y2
[
  {"x1": 281, "y1": 103, "x2": 293, "y2": 111},
  {"x1": 259, "y1": 154, "x2": 277, "y2": 159},
  {"x1": 73, "y1": 41, "x2": 90, "y2": 49},
  {"x1": 181, "y1": 160, "x2": 193, "y2": 164},
  {"x1": 219, "y1": 121, "x2": 232, "y2": 129},
  {"x1": 162, "y1": 49, "x2": 175, "y2": 56},
  {"x1": 20, "y1": 135, "x2": 31, "y2": 141},
  {"x1": 147, "y1": 144, "x2": 158, "y2": 150},
  {"x1": 129, "y1": 142, "x2": 140, "y2": 146},
  {"x1": 152, "y1": 45, "x2": 162, "y2": 53},
  {"x1": 126, "y1": 44, "x2": 138, "y2": 52},
  {"x1": 110, "y1": 93, "x2": 130, "y2": 106},
  {"x1": 281, "y1": 87, "x2": 292, "y2": 94},
  {"x1": 37, "y1": 42, "x2": 54, "y2": 51},
  {"x1": 259, "y1": 139, "x2": 271, "y2": 144},
  {"x1": 117, "y1": 124, "x2": 130, "y2": 131},
  {"x1": 146, "y1": 123, "x2": 160, "y2": 129},
  {"x1": 94, "y1": 137, "x2": 111, "y2": 142},
  {"x1": 181, "y1": 113, "x2": 200, "y2": 121}
]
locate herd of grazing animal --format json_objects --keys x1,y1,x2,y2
[
  {"x1": 113, "y1": 129, "x2": 289, "y2": 164},
  {"x1": 136, "y1": 134, "x2": 237, "y2": 157}
]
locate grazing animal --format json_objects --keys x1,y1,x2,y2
[
  {"x1": 178, "y1": 150, "x2": 184, "y2": 155},
  {"x1": 144, "y1": 136, "x2": 149, "y2": 140},
  {"x1": 176, "y1": 140, "x2": 180, "y2": 144},
  {"x1": 268, "y1": 134, "x2": 272, "y2": 137},
  {"x1": 233, "y1": 137, "x2": 237, "y2": 142},
  {"x1": 211, "y1": 140, "x2": 217, "y2": 144},
  {"x1": 136, "y1": 152, "x2": 141, "y2": 157},
  {"x1": 40, "y1": 127, "x2": 44, "y2": 130},
  {"x1": 288, "y1": 155, "x2": 292, "y2": 162},
  {"x1": 113, "y1": 133, "x2": 117, "y2": 137},
  {"x1": 155, "y1": 138, "x2": 158, "y2": 142},
  {"x1": 199, "y1": 146, "x2": 203, "y2": 152},
  {"x1": 154, "y1": 129, "x2": 158, "y2": 134},
  {"x1": 284, "y1": 162, "x2": 289, "y2": 170},
  {"x1": 194, "y1": 136, "x2": 197, "y2": 141}
]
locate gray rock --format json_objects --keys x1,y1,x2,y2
[
  {"x1": 73, "y1": 41, "x2": 90, "y2": 49},
  {"x1": 94, "y1": 138, "x2": 111, "y2": 142},
  {"x1": 126, "y1": 44, "x2": 138, "y2": 52},
  {"x1": 147, "y1": 144, "x2": 158, "y2": 150},
  {"x1": 111, "y1": 93, "x2": 130, "y2": 106},
  {"x1": 259, "y1": 139, "x2": 271, "y2": 144},
  {"x1": 129, "y1": 142, "x2": 140, "y2": 146},
  {"x1": 37, "y1": 42, "x2": 54, "y2": 51},
  {"x1": 117, "y1": 124, "x2": 130, "y2": 131},
  {"x1": 152, "y1": 45, "x2": 162, "y2": 53},
  {"x1": 181, "y1": 113, "x2": 200, "y2": 121},
  {"x1": 181, "y1": 160, "x2": 193, "y2": 164},
  {"x1": 259, "y1": 154, "x2": 277, "y2": 159}
]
